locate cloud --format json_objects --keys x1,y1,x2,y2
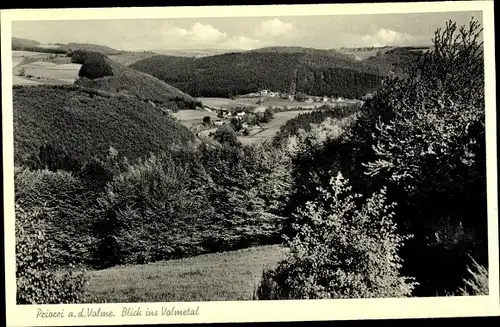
[
  {"x1": 361, "y1": 28, "x2": 413, "y2": 46},
  {"x1": 158, "y1": 22, "x2": 261, "y2": 49},
  {"x1": 221, "y1": 36, "x2": 262, "y2": 50},
  {"x1": 255, "y1": 19, "x2": 296, "y2": 39},
  {"x1": 162, "y1": 22, "x2": 227, "y2": 44}
]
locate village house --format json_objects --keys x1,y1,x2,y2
[
  {"x1": 214, "y1": 120, "x2": 224, "y2": 126},
  {"x1": 322, "y1": 96, "x2": 329, "y2": 102}
]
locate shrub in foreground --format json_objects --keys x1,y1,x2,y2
[
  {"x1": 256, "y1": 173, "x2": 416, "y2": 299},
  {"x1": 16, "y1": 205, "x2": 88, "y2": 304},
  {"x1": 458, "y1": 257, "x2": 488, "y2": 296}
]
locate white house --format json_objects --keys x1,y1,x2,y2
[{"x1": 236, "y1": 112, "x2": 246, "y2": 117}]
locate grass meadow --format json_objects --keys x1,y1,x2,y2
[{"x1": 84, "y1": 245, "x2": 286, "y2": 303}]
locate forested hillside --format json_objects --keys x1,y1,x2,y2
[
  {"x1": 71, "y1": 50, "x2": 202, "y2": 110},
  {"x1": 13, "y1": 85, "x2": 196, "y2": 166},
  {"x1": 131, "y1": 49, "x2": 407, "y2": 98}
]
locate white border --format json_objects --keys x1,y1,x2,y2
[{"x1": 2, "y1": 2, "x2": 498, "y2": 326}]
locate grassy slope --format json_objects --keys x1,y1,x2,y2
[
  {"x1": 85, "y1": 245, "x2": 286, "y2": 303},
  {"x1": 13, "y1": 85, "x2": 196, "y2": 164},
  {"x1": 74, "y1": 53, "x2": 201, "y2": 109}
]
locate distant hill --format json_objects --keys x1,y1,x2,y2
[
  {"x1": 12, "y1": 37, "x2": 66, "y2": 54},
  {"x1": 12, "y1": 37, "x2": 126, "y2": 55},
  {"x1": 108, "y1": 51, "x2": 158, "y2": 66},
  {"x1": 13, "y1": 85, "x2": 197, "y2": 165},
  {"x1": 362, "y1": 47, "x2": 425, "y2": 76},
  {"x1": 130, "y1": 49, "x2": 395, "y2": 99},
  {"x1": 61, "y1": 43, "x2": 125, "y2": 55},
  {"x1": 130, "y1": 46, "x2": 427, "y2": 99},
  {"x1": 250, "y1": 46, "x2": 357, "y2": 60},
  {"x1": 71, "y1": 51, "x2": 202, "y2": 110},
  {"x1": 12, "y1": 37, "x2": 40, "y2": 48},
  {"x1": 152, "y1": 48, "x2": 245, "y2": 58}
]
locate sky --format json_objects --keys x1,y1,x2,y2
[{"x1": 12, "y1": 11, "x2": 482, "y2": 51}]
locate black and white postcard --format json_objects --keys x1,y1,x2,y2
[{"x1": 1, "y1": 1, "x2": 498, "y2": 326}]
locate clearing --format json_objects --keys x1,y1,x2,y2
[
  {"x1": 172, "y1": 109, "x2": 218, "y2": 129},
  {"x1": 84, "y1": 245, "x2": 286, "y2": 303},
  {"x1": 238, "y1": 110, "x2": 310, "y2": 145},
  {"x1": 198, "y1": 97, "x2": 259, "y2": 109},
  {"x1": 12, "y1": 50, "x2": 80, "y2": 85}
]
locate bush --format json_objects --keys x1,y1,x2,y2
[
  {"x1": 458, "y1": 257, "x2": 488, "y2": 296},
  {"x1": 71, "y1": 50, "x2": 114, "y2": 79},
  {"x1": 16, "y1": 205, "x2": 88, "y2": 304},
  {"x1": 214, "y1": 124, "x2": 240, "y2": 147},
  {"x1": 23, "y1": 143, "x2": 82, "y2": 173},
  {"x1": 230, "y1": 117, "x2": 243, "y2": 131},
  {"x1": 262, "y1": 106, "x2": 275, "y2": 123},
  {"x1": 256, "y1": 173, "x2": 416, "y2": 299},
  {"x1": 203, "y1": 116, "x2": 212, "y2": 126},
  {"x1": 14, "y1": 167, "x2": 99, "y2": 267}
]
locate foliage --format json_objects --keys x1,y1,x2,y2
[
  {"x1": 16, "y1": 205, "x2": 88, "y2": 304},
  {"x1": 230, "y1": 117, "x2": 243, "y2": 132},
  {"x1": 22, "y1": 143, "x2": 82, "y2": 174},
  {"x1": 199, "y1": 143, "x2": 288, "y2": 249},
  {"x1": 14, "y1": 167, "x2": 100, "y2": 267},
  {"x1": 214, "y1": 124, "x2": 240, "y2": 147},
  {"x1": 92, "y1": 143, "x2": 292, "y2": 267},
  {"x1": 458, "y1": 257, "x2": 488, "y2": 296},
  {"x1": 94, "y1": 151, "x2": 215, "y2": 266},
  {"x1": 342, "y1": 18, "x2": 486, "y2": 295},
  {"x1": 261, "y1": 106, "x2": 275, "y2": 123},
  {"x1": 71, "y1": 50, "x2": 114, "y2": 79},
  {"x1": 273, "y1": 104, "x2": 361, "y2": 146},
  {"x1": 256, "y1": 173, "x2": 416, "y2": 299},
  {"x1": 203, "y1": 116, "x2": 212, "y2": 125}
]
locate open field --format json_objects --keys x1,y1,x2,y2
[
  {"x1": 198, "y1": 97, "x2": 259, "y2": 109},
  {"x1": 13, "y1": 51, "x2": 80, "y2": 86},
  {"x1": 12, "y1": 75, "x2": 43, "y2": 85},
  {"x1": 338, "y1": 48, "x2": 392, "y2": 60},
  {"x1": 238, "y1": 110, "x2": 310, "y2": 144},
  {"x1": 84, "y1": 245, "x2": 286, "y2": 303},
  {"x1": 200, "y1": 97, "x2": 336, "y2": 112},
  {"x1": 173, "y1": 107, "x2": 311, "y2": 143},
  {"x1": 172, "y1": 109, "x2": 218, "y2": 129}
]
